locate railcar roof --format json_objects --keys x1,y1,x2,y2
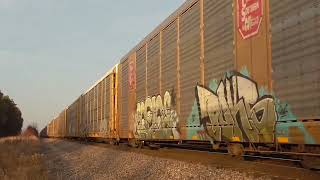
[{"x1": 84, "y1": 64, "x2": 118, "y2": 94}]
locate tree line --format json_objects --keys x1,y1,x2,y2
[{"x1": 0, "y1": 90, "x2": 23, "y2": 137}]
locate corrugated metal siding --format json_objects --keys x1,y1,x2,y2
[
  {"x1": 47, "y1": 122, "x2": 50, "y2": 137},
  {"x1": 84, "y1": 93, "x2": 89, "y2": 134},
  {"x1": 52, "y1": 120, "x2": 55, "y2": 137},
  {"x1": 87, "y1": 91, "x2": 91, "y2": 133},
  {"x1": 90, "y1": 88, "x2": 94, "y2": 133},
  {"x1": 136, "y1": 46, "x2": 146, "y2": 102},
  {"x1": 48, "y1": 122, "x2": 52, "y2": 137},
  {"x1": 87, "y1": 93, "x2": 90, "y2": 133},
  {"x1": 92, "y1": 88, "x2": 95, "y2": 132},
  {"x1": 104, "y1": 76, "x2": 110, "y2": 132},
  {"x1": 94, "y1": 86, "x2": 98, "y2": 132},
  {"x1": 51, "y1": 121, "x2": 54, "y2": 137},
  {"x1": 67, "y1": 100, "x2": 78, "y2": 137},
  {"x1": 54, "y1": 119, "x2": 57, "y2": 137},
  {"x1": 55, "y1": 118, "x2": 59, "y2": 136},
  {"x1": 56, "y1": 117, "x2": 60, "y2": 136},
  {"x1": 55, "y1": 116, "x2": 60, "y2": 137},
  {"x1": 147, "y1": 34, "x2": 160, "y2": 96},
  {"x1": 101, "y1": 79, "x2": 105, "y2": 132},
  {"x1": 120, "y1": 59, "x2": 129, "y2": 137},
  {"x1": 56, "y1": 117, "x2": 59, "y2": 137},
  {"x1": 80, "y1": 95, "x2": 85, "y2": 136},
  {"x1": 96, "y1": 86, "x2": 99, "y2": 132},
  {"x1": 49, "y1": 123, "x2": 52, "y2": 137},
  {"x1": 89, "y1": 89, "x2": 94, "y2": 132},
  {"x1": 76, "y1": 99, "x2": 80, "y2": 136},
  {"x1": 96, "y1": 84, "x2": 100, "y2": 133},
  {"x1": 162, "y1": 21, "x2": 177, "y2": 95},
  {"x1": 271, "y1": 0, "x2": 320, "y2": 119},
  {"x1": 51, "y1": 120, "x2": 54, "y2": 137},
  {"x1": 91, "y1": 89, "x2": 94, "y2": 132},
  {"x1": 66, "y1": 102, "x2": 77, "y2": 137},
  {"x1": 180, "y1": 2, "x2": 201, "y2": 127},
  {"x1": 204, "y1": 0, "x2": 234, "y2": 82},
  {"x1": 117, "y1": 65, "x2": 122, "y2": 137},
  {"x1": 97, "y1": 82, "x2": 102, "y2": 132},
  {"x1": 63, "y1": 112, "x2": 66, "y2": 137},
  {"x1": 87, "y1": 93, "x2": 89, "y2": 133},
  {"x1": 82, "y1": 94, "x2": 85, "y2": 134},
  {"x1": 66, "y1": 107, "x2": 70, "y2": 136}
]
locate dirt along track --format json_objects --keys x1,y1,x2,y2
[{"x1": 40, "y1": 139, "x2": 320, "y2": 180}]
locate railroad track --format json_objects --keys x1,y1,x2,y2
[
  {"x1": 150, "y1": 142, "x2": 306, "y2": 170},
  {"x1": 77, "y1": 139, "x2": 312, "y2": 171}
]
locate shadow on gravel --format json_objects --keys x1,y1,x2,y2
[
  {"x1": 41, "y1": 138, "x2": 90, "y2": 179},
  {"x1": 42, "y1": 139, "x2": 167, "y2": 179}
]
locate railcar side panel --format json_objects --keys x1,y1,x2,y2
[
  {"x1": 161, "y1": 21, "x2": 177, "y2": 96},
  {"x1": 128, "y1": 54, "x2": 137, "y2": 139},
  {"x1": 136, "y1": 46, "x2": 147, "y2": 103},
  {"x1": 179, "y1": 2, "x2": 201, "y2": 139},
  {"x1": 80, "y1": 94, "x2": 86, "y2": 137},
  {"x1": 104, "y1": 76, "x2": 110, "y2": 135},
  {"x1": 46, "y1": 122, "x2": 51, "y2": 137},
  {"x1": 90, "y1": 89, "x2": 94, "y2": 133},
  {"x1": 204, "y1": 0, "x2": 234, "y2": 83},
  {"x1": 160, "y1": 20, "x2": 179, "y2": 140},
  {"x1": 271, "y1": 0, "x2": 320, "y2": 145},
  {"x1": 97, "y1": 82, "x2": 102, "y2": 133},
  {"x1": 82, "y1": 93, "x2": 89, "y2": 136},
  {"x1": 192, "y1": 0, "x2": 235, "y2": 142},
  {"x1": 66, "y1": 98, "x2": 79, "y2": 137},
  {"x1": 147, "y1": 34, "x2": 161, "y2": 96},
  {"x1": 93, "y1": 86, "x2": 97, "y2": 133},
  {"x1": 80, "y1": 70, "x2": 116, "y2": 138},
  {"x1": 119, "y1": 59, "x2": 130, "y2": 138}
]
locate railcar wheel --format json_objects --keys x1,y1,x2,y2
[
  {"x1": 227, "y1": 143, "x2": 244, "y2": 159},
  {"x1": 109, "y1": 139, "x2": 118, "y2": 146},
  {"x1": 212, "y1": 143, "x2": 220, "y2": 151},
  {"x1": 129, "y1": 139, "x2": 139, "y2": 148},
  {"x1": 138, "y1": 141, "x2": 144, "y2": 149}
]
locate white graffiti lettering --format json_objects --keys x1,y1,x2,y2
[
  {"x1": 196, "y1": 73, "x2": 277, "y2": 143},
  {"x1": 134, "y1": 91, "x2": 180, "y2": 140}
]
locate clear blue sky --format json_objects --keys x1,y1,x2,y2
[{"x1": 0, "y1": 0, "x2": 184, "y2": 130}]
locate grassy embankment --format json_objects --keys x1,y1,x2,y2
[{"x1": 0, "y1": 136, "x2": 47, "y2": 180}]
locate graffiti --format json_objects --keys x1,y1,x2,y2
[
  {"x1": 196, "y1": 130, "x2": 207, "y2": 140},
  {"x1": 196, "y1": 72, "x2": 277, "y2": 143},
  {"x1": 277, "y1": 103, "x2": 289, "y2": 119},
  {"x1": 134, "y1": 91, "x2": 180, "y2": 140},
  {"x1": 274, "y1": 99, "x2": 316, "y2": 144}
]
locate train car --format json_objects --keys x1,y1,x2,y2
[
  {"x1": 45, "y1": 0, "x2": 320, "y2": 166},
  {"x1": 46, "y1": 65, "x2": 118, "y2": 140},
  {"x1": 66, "y1": 98, "x2": 80, "y2": 138},
  {"x1": 117, "y1": 0, "x2": 320, "y2": 155},
  {"x1": 47, "y1": 120, "x2": 54, "y2": 137},
  {"x1": 65, "y1": 65, "x2": 118, "y2": 140},
  {"x1": 47, "y1": 110, "x2": 66, "y2": 138}
]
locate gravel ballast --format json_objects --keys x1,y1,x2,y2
[{"x1": 42, "y1": 139, "x2": 273, "y2": 180}]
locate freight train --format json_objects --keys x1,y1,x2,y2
[{"x1": 43, "y1": 0, "x2": 320, "y2": 167}]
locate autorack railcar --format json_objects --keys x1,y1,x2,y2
[{"x1": 44, "y1": 0, "x2": 320, "y2": 166}]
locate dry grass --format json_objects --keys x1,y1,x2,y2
[{"x1": 0, "y1": 136, "x2": 47, "y2": 180}]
